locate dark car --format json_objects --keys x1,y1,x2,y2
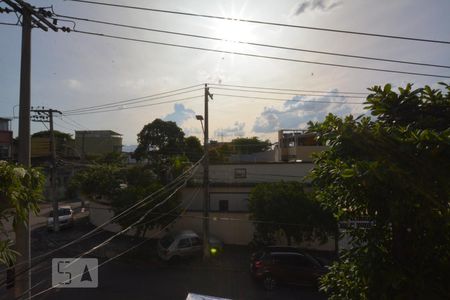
[{"x1": 250, "y1": 246, "x2": 327, "y2": 290}]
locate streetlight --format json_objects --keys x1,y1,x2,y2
[{"x1": 196, "y1": 115, "x2": 204, "y2": 133}]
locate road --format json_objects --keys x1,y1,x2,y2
[{"x1": 1, "y1": 207, "x2": 326, "y2": 300}]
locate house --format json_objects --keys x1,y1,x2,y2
[
  {"x1": 275, "y1": 129, "x2": 327, "y2": 162},
  {"x1": 74, "y1": 130, "x2": 122, "y2": 158},
  {"x1": 0, "y1": 117, "x2": 13, "y2": 160},
  {"x1": 175, "y1": 162, "x2": 315, "y2": 245}
]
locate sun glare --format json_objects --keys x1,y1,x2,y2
[{"x1": 213, "y1": 20, "x2": 256, "y2": 52}]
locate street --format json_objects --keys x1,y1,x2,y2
[{"x1": 1, "y1": 209, "x2": 326, "y2": 300}]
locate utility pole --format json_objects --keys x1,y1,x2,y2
[
  {"x1": 2, "y1": 1, "x2": 58, "y2": 298},
  {"x1": 31, "y1": 108, "x2": 62, "y2": 232},
  {"x1": 203, "y1": 84, "x2": 213, "y2": 259}
]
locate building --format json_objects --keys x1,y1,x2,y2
[
  {"x1": 75, "y1": 130, "x2": 122, "y2": 158},
  {"x1": 0, "y1": 117, "x2": 13, "y2": 160},
  {"x1": 89, "y1": 161, "x2": 335, "y2": 250},
  {"x1": 275, "y1": 129, "x2": 327, "y2": 162}
]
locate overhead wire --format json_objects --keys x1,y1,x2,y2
[
  {"x1": 63, "y1": 85, "x2": 203, "y2": 114},
  {"x1": 209, "y1": 86, "x2": 366, "y2": 99},
  {"x1": 214, "y1": 93, "x2": 365, "y2": 105},
  {"x1": 52, "y1": 13, "x2": 450, "y2": 69},
  {"x1": 63, "y1": 95, "x2": 202, "y2": 116},
  {"x1": 18, "y1": 187, "x2": 201, "y2": 300},
  {"x1": 65, "y1": 0, "x2": 450, "y2": 45},
  {"x1": 207, "y1": 83, "x2": 368, "y2": 95},
  {"x1": 0, "y1": 156, "x2": 204, "y2": 285},
  {"x1": 67, "y1": 29, "x2": 450, "y2": 79}
]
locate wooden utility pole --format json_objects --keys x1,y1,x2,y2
[
  {"x1": 14, "y1": 7, "x2": 32, "y2": 299},
  {"x1": 31, "y1": 108, "x2": 62, "y2": 232},
  {"x1": 2, "y1": 1, "x2": 58, "y2": 297},
  {"x1": 203, "y1": 84, "x2": 213, "y2": 259}
]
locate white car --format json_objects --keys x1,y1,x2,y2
[
  {"x1": 47, "y1": 206, "x2": 74, "y2": 230},
  {"x1": 157, "y1": 230, "x2": 224, "y2": 261}
]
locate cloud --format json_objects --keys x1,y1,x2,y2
[
  {"x1": 252, "y1": 91, "x2": 356, "y2": 133},
  {"x1": 214, "y1": 122, "x2": 246, "y2": 138},
  {"x1": 295, "y1": 0, "x2": 342, "y2": 15},
  {"x1": 163, "y1": 103, "x2": 195, "y2": 125},
  {"x1": 63, "y1": 79, "x2": 82, "y2": 89}
]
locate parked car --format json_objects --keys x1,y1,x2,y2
[
  {"x1": 250, "y1": 246, "x2": 328, "y2": 290},
  {"x1": 157, "y1": 230, "x2": 224, "y2": 261},
  {"x1": 47, "y1": 206, "x2": 74, "y2": 230}
]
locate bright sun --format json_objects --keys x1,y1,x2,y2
[{"x1": 213, "y1": 20, "x2": 256, "y2": 52}]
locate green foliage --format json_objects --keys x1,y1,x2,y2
[
  {"x1": 32, "y1": 130, "x2": 73, "y2": 141},
  {"x1": 310, "y1": 83, "x2": 450, "y2": 299},
  {"x1": 134, "y1": 119, "x2": 185, "y2": 161},
  {"x1": 184, "y1": 136, "x2": 203, "y2": 162},
  {"x1": 230, "y1": 137, "x2": 271, "y2": 154},
  {"x1": 69, "y1": 164, "x2": 121, "y2": 199},
  {"x1": 70, "y1": 164, "x2": 182, "y2": 237},
  {"x1": 248, "y1": 181, "x2": 335, "y2": 246},
  {"x1": 209, "y1": 137, "x2": 271, "y2": 163},
  {"x1": 0, "y1": 161, "x2": 45, "y2": 265},
  {"x1": 94, "y1": 152, "x2": 126, "y2": 165}
]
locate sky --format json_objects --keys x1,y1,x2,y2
[{"x1": 1, "y1": 0, "x2": 449, "y2": 146}]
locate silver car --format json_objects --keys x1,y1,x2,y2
[
  {"x1": 157, "y1": 230, "x2": 224, "y2": 261},
  {"x1": 47, "y1": 206, "x2": 74, "y2": 230}
]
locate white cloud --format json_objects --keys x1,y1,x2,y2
[
  {"x1": 253, "y1": 91, "x2": 358, "y2": 133},
  {"x1": 214, "y1": 121, "x2": 246, "y2": 138},
  {"x1": 163, "y1": 103, "x2": 196, "y2": 125}
]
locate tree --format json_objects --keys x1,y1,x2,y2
[
  {"x1": 31, "y1": 130, "x2": 73, "y2": 141},
  {"x1": 70, "y1": 164, "x2": 183, "y2": 237},
  {"x1": 309, "y1": 83, "x2": 450, "y2": 299},
  {"x1": 134, "y1": 119, "x2": 185, "y2": 162},
  {"x1": 231, "y1": 137, "x2": 271, "y2": 154},
  {"x1": 184, "y1": 136, "x2": 203, "y2": 163},
  {"x1": 248, "y1": 181, "x2": 335, "y2": 246},
  {"x1": 0, "y1": 161, "x2": 45, "y2": 265}
]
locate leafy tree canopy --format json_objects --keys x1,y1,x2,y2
[
  {"x1": 230, "y1": 137, "x2": 271, "y2": 154},
  {"x1": 0, "y1": 161, "x2": 45, "y2": 265},
  {"x1": 209, "y1": 137, "x2": 271, "y2": 163},
  {"x1": 32, "y1": 130, "x2": 73, "y2": 141},
  {"x1": 134, "y1": 119, "x2": 185, "y2": 161},
  {"x1": 70, "y1": 164, "x2": 182, "y2": 237},
  {"x1": 310, "y1": 83, "x2": 450, "y2": 299},
  {"x1": 184, "y1": 136, "x2": 203, "y2": 163},
  {"x1": 249, "y1": 181, "x2": 335, "y2": 246}
]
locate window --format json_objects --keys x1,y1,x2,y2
[
  {"x1": 219, "y1": 200, "x2": 229, "y2": 212},
  {"x1": 234, "y1": 168, "x2": 247, "y2": 179},
  {"x1": 177, "y1": 238, "x2": 191, "y2": 249},
  {"x1": 190, "y1": 237, "x2": 201, "y2": 246}
]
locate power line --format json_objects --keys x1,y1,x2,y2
[
  {"x1": 66, "y1": 0, "x2": 450, "y2": 45},
  {"x1": 52, "y1": 120, "x2": 74, "y2": 131},
  {"x1": 53, "y1": 13, "x2": 450, "y2": 69},
  {"x1": 16, "y1": 185, "x2": 199, "y2": 299},
  {"x1": 214, "y1": 93, "x2": 365, "y2": 105},
  {"x1": 0, "y1": 157, "x2": 204, "y2": 285},
  {"x1": 68, "y1": 29, "x2": 450, "y2": 79},
  {"x1": 63, "y1": 84, "x2": 203, "y2": 113},
  {"x1": 63, "y1": 95, "x2": 202, "y2": 116},
  {"x1": 21, "y1": 188, "x2": 200, "y2": 300},
  {"x1": 210, "y1": 87, "x2": 366, "y2": 99},
  {"x1": 208, "y1": 83, "x2": 368, "y2": 95}
]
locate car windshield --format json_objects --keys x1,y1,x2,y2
[
  {"x1": 160, "y1": 235, "x2": 174, "y2": 249},
  {"x1": 49, "y1": 209, "x2": 71, "y2": 217}
]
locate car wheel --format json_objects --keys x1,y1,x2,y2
[{"x1": 263, "y1": 274, "x2": 276, "y2": 290}]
